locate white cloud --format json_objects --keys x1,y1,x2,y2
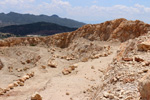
[
  {"x1": 0, "y1": 0, "x2": 34, "y2": 5},
  {"x1": 0, "y1": 0, "x2": 150, "y2": 23}
]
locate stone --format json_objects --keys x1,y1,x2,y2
[
  {"x1": 23, "y1": 67, "x2": 29, "y2": 71},
  {"x1": 134, "y1": 57, "x2": 144, "y2": 62},
  {"x1": 137, "y1": 41, "x2": 150, "y2": 51},
  {"x1": 123, "y1": 78, "x2": 135, "y2": 83},
  {"x1": 138, "y1": 71, "x2": 150, "y2": 100},
  {"x1": 69, "y1": 65, "x2": 77, "y2": 70},
  {"x1": 62, "y1": 65, "x2": 77, "y2": 75},
  {"x1": 8, "y1": 66, "x2": 13, "y2": 72},
  {"x1": 26, "y1": 59, "x2": 31, "y2": 63},
  {"x1": 144, "y1": 61, "x2": 150, "y2": 66},
  {"x1": 62, "y1": 68, "x2": 71, "y2": 75},
  {"x1": 21, "y1": 61, "x2": 26, "y2": 65},
  {"x1": 0, "y1": 88, "x2": 4, "y2": 95},
  {"x1": 48, "y1": 60, "x2": 57, "y2": 68},
  {"x1": 3, "y1": 88, "x2": 10, "y2": 93},
  {"x1": 27, "y1": 72, "x2": 34, "y2": 78},
  {"x1": 41, "y1": 65, "x2": 46, "y2": 69},
  {"x1": 91, "y1": 66, "x2": 95, "y2": 69},
  {"x1": 0, "y1": 59, "x2": 3, "y2": 70},
  {"x1": 103, "y1": 92, "x2": 114, "y2": 99},
  {"x1": 31, "y1": 93, "x2": 42, "y2": 100},
  {"x1": 22, "y1": 75, "x2": 30, "y2": 80},
  {"x1": 8, "y1": 83, "x2": 15, "y2": 89},
  {"x1": 122, "y1": 57, "x2": 133, "y2": 61},
  {"x1": 13, "y1": 82, "x2": 19, "y2": 87},
  {"x1": 125, "y1": 96, "x2": 133, "y2": 100},
  {"x1": 18, "y1": 82, "x2": 24, "y2": 86},
  {"x1": 66, "y1": 92, "x2": 70, "y2": 95},
  {"x1": 18, "y1": 78, "x2": 26, "y2": 83}
]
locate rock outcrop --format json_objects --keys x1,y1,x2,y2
[
  {"x1": 73, "y1": 18, "x2": 150, "y2": 42},
  {"x1": 0, "y1": 18, "x2": 149, "y2": 48},
  {"x1": 139, "y1": 71, "x2": 150, "y2": 100},
  {"x1": 137, "y1": 40, "x2": 150, "y2": 51}
]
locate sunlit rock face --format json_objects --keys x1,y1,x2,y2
[{"x1": 0, "y1": 18, "x2": 150, "y2": 48}]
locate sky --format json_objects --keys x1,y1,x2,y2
[{"x1": 0, "y1": 0, "x2": 150, "y2": 24}]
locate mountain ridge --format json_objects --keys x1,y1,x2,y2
[
  {"x1": 0, "y1": 22, "x2": 77, "y2": 37},
  {"x1": 0, "y1": 12, "x2": 85, "y2": 28}
]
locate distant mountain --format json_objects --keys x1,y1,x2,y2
[
  {"x1": 0, "y1": 22, "x2": 77, "y2": 36},
  {"x1": 0, "y1": 12, "x2": 85, "y2": 28}
]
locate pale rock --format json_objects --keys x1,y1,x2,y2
[
  {"x1": 137, "y1": 41, "x2": 150, "y2": 51},
  {"x1": 48, "y1": 60, "x2": 57, "y2": 68},
  {"x1": 31, "y1": 92, "x2": 42, "y2": 100},
  {"x1": 8, "y1": 83, "x2": 15, "y2": 89},
  {"x1": 139, "y1": 71, "x2": 150, "y2": 100},
  {"x1": 3, "y1": 88, "x2": 10, "y2": 93},
  {"x1": 13, "y1": 82, "x2": 19, "y2": 87},
  {"x1": 62, "y1": 65, "x2": 77, "y2": 75},
  {"x1": 103, "y1": 91, "x2": 114, "y2": 99},
  {"x1": 62, "y1": 68, "x2": 72, "y2": 75},
  {"x1": 18, "y1": 81, "x2": 24, "y2": 86}
]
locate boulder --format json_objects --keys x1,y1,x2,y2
[
  {"x1": 139, "y1": 71, "x2": 150, "y2": 100},
  {"x1": 137, "y1": 41, "x2": 150, "y2": 51},
  {"x1": 31, "y1": 93, "x2": 42, "y2": 100},
  {"x1": 48, "y1": 60, "x2": 57, "y2": 68}
]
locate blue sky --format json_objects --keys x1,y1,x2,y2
[{"x1": 0, "y1": 0, "x2": 150, "y2": 24}]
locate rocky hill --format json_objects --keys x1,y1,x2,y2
[
  {"x1": 0, "y1": 18, "x2": 150, "y2": 48},
  {"x1": 0, "y1": 12, "x2": 85, "y2": 28},
  {"x1": 0, "y1": 18, "x2": 150, "y2": 100},
  {"x1": 0, "y1": 22, "x2": 77, "y2": 37}
]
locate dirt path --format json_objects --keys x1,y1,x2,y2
[
  {"x1": 0, "y1": 42, "x2": 120, "y2": 100},
  {"x1": 38, "y1": 42, "x2": 119, "y2": 100}
]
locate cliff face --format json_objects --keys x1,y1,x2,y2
[
  {"x1": 73, "y1": 18, "x2": 150, "y2": 41},
  {"x1": 0, "y1": 18, "x2": 150, "y2": 48}
]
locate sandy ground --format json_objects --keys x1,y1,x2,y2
[{"x1": 0, "y1": 40, "x2": 120, "y2": 100}]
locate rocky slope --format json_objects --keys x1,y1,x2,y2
[
  {"x1": 0, "y1": 18, "x2": 150, "y2": 100},
  {"x1": 0, "y1": 18, "x2": 150, "y2": 48},
  {"x1": 89, "y1": 32, "x2": 150, "y2": 100}
]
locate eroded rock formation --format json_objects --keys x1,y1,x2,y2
[{"x1": 0, "y1": 18, "x2": 149, "y2": 48}]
